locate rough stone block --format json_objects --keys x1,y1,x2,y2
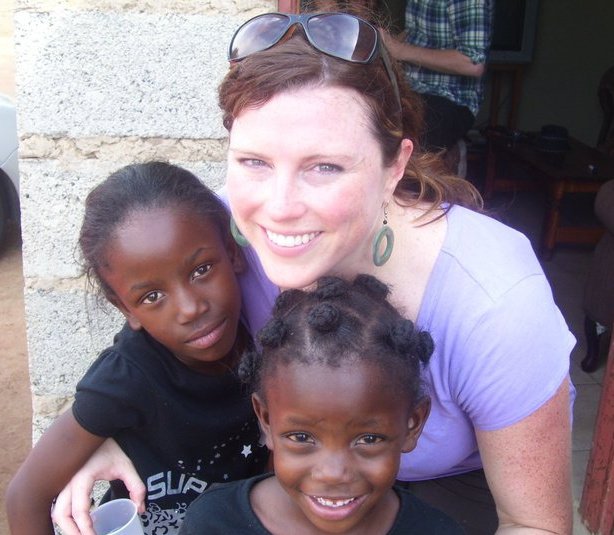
[
  {"x1": 25, "y1": 287, "x2": 123, "y2": 398},
  {"x1": 14, "y1": 10, "x2": 245, "y2": 138}
]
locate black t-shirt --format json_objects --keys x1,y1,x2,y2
[
  {"x1": 73, "y1": 324, "x2": 268, "y2": 535},
  {"x1": 178, "y1": 473, "x2": 465, "y2": 534}
]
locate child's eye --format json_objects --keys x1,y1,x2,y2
[
  {"x1": 356, "y1": 434, "x2": 384, "y2": 446},
  {"x1": 285, "y1": 432, "x2": 313, "y2": 444},
  {"x1": 141, "y1": 291, "x2": 164, "y2": 305},
  {"x1": 192, "y1": 264, "x2": 212, "y2": 279}
]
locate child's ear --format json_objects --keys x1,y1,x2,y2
[
  {"x1": 401, "y1": 398, "x2": 431, "y2": 453},
  {"x1": 108, "y1": 294, "x2": 143, "y2": 331},
  {"x1": 252, "y1": 393, "x2": 274, "y2": 451}
]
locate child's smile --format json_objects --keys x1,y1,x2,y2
[
  {"x1": 254, "y1": 359, "x2": 424, "y2": 534},
  {"x1": 100, "y1": 206, "x2": 243, "y2": 374}
]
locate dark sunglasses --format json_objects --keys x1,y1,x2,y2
[{"x1": 228, "y1": 12, "x2": 402, "y2": 114}]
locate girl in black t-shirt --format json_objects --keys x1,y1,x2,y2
[{"x1": 7, "y1": 162, "x2": 268, "y2": 535}]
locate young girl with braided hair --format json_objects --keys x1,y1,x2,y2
[{"x1": 179, "y1": 275, "x2": 463, "y2": 534}]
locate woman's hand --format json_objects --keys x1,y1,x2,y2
[{"x1": 51, "y1": 439, "x2": 146, "y2": 535}]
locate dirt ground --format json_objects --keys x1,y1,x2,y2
[{"x1": 0, "y1": 225, "x2": 33, "y2": 535}]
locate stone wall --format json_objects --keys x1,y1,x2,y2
[{"x1": 13, "y1": 0, "x2": 275, "y2": 439}]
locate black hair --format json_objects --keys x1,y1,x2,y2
[
  {"x1": 239, "y1": 274, "x2": 434, "y2": 407},
  {"x1": 79, "y1": 161, "x2": 232, "y2": 300}
]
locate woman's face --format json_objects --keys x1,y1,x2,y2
[{"x1": 226, "y1": 86, "x2": 411, "y2": 290}]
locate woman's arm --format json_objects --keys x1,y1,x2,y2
[
  {"x1": 50, "y1": 438, "x2": 145, "y2": 535},
  {"x1": 6, "y1": 410, "x2": 106, "y2": 535},
  {"x1": 476, "y1": 378, "x2": 572, "y2": 534}
]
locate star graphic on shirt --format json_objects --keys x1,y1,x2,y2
[{"x1": 241, "y1": 444, "x2": 252, "y2": 458}]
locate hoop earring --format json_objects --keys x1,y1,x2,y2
[
  {"x1": 372, "y1": 204, "x2": 394, "y2": 266},
  {"x1": 230, "y1": 217, "x2": 249, "y2": 248}
]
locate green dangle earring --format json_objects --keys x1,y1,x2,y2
[
  {"x1": 372, "y1": 203, "x2": 394, "y2": 266},
  {"x1": 230, "y1": 217, "x2": 249, "y2": 248}
]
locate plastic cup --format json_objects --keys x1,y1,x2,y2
[{"x1": 90, "y1": 498, "x2": 144, "y2": 535}]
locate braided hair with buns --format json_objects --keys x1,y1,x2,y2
[{"x1": 239, "y1": 274, "x2": 434, "y2": 408}]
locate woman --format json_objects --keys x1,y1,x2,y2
[{"x1": 53, "y1": 11, "x2": 574, "y2": 535}]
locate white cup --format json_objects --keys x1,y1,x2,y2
[{"x1": 90, "y1": 498, "x2": 144, "y2": 535}]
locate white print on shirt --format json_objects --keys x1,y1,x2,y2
[
  {"x1": 146, "y1": 442, "x2": 255, "y2": 500},
  {"x1": 147, "y1": 471, "x2": 208, "y2": 500}
]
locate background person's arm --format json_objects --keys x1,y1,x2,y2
[
  {"x1": 381, "y1": 0, "x2": 491, "y2": 78},
  {"x1": 477, "y1": 378, "x2": 572, "y2": 534},
  {"x1": 5, "y1": 410, "x2": 106, "y2": 535},
  {"x1": 381, "y1": 31, "x2": 485, "y2": 77}
]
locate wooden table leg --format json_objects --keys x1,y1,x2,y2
[
  {"x1": 579, "y1": 332, "x2": 614, "y2": 534},
  {"x1": 540, "y1": 181, "x2": 566, "y2": 260}
]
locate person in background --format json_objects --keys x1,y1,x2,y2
[{"x1": 382, "y1": 0, "x2": 492, "y2": 153}]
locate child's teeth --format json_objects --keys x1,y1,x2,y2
[{"x1": 315, "y1": 496, "x2": 355, "y2": 508}]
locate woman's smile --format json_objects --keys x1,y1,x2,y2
[{"x1": 265, "y1": 229, "x2": 321, "y2": 248}]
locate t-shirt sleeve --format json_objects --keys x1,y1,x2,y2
[
  {"x1": 448, "y1": 0, "x2": 491, "y2": 64},
  {"x1": 72, "y1": 350, "x2": 154, "y2": 437},
  {"x1": 451, "y1": 273, "x2": 575, "y2": 431}
]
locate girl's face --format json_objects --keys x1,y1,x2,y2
[
  {"x1": 100, "y1": 206, "x2": 243, "y2": 374},
  {"x1": 253, "y1": 360, "x2": 428, "y2": 534},
  {"x1": 226, "y1": 86, "x2": 412, "y2": 290}
]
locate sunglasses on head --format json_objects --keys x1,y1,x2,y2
[{"x1": 228, "y1": 12, "x2": 402, "y2": 114}]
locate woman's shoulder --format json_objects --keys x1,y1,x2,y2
[{"x1": 439, "y1": 204, "x2": 545, "y2": 301}]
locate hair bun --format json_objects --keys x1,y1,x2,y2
[
  {"x1": 258, "y1": 318, "x2": 288, "y2": 348},
  {"x1": 388, "y1": 318, "x2": 416, "y2": 353},
  {"x1": 387, "y1": 319, "x2": 433, "y2": 366},
  {"x1": 314, "y1": 277, "x2": 348, "y2": 299},
  {"x1": 307, "y1": 302, "x2": 340, "y2": 332},
  {"x1": 417, "y1": 331, "x2": 434, "y2": 365},
  {"x1": 355, "y1": 274, "x2": 390, "y2": 300}
]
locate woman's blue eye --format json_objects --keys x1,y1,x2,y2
[
  {"x1": 142, "y1": 291, "x2": 163, "y2": 304},
  {"x1": 315, "y1": 163, "x2": 342, "y2": 173},
  {"x1": 241, "y1": 158, "x2": 267, "y2": 168}
]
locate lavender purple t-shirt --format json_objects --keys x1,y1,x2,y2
[{"x1": 230, "y1": 200, "x2": 575, "y2": 481}]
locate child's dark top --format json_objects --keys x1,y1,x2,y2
[
  {"x1": 72, "y1": 323, "x2": 268, "y2": 535},
  {"x1": 178, "y1": 473, "x2": 465, "y2": 534}
]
